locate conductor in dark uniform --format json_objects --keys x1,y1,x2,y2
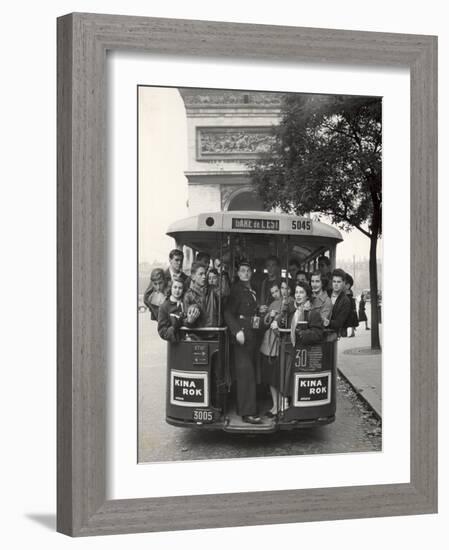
[{"x1": 224, "y1": 261, "x2": 262, "y2": 425}]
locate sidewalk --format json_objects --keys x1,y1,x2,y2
[{"x1": 336, "y1": 325, "x2": 382, "y2": 420}]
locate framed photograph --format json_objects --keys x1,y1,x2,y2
[
  {"x1": 136, "y1": 84, "x2": 384, "y2": 465},
  {"x1": 57, "y1": 13, "x2": 437, "y2": 536}
]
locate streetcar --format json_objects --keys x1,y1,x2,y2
[{"x1": 164, "y1": 210, "x2": 343, "y2": 433}]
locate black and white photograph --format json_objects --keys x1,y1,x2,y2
[{"x1": 138, "y1": 86, "x2": 382, "y2": 463}]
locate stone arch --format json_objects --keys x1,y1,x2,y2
[{"x1": 224, "y1": 186, "x2": 264, "y2": 211}]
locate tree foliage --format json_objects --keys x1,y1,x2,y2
[
  {"x1": 251, "y1": 93, "x2": 383, "y2": 349},
  {"x1": 251, "y1": 94, "x2": 382, "y2": 238}
]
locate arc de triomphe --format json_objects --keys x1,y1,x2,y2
[{"x1": 178, "y1": 88, "x2": 281, "y2": 214}]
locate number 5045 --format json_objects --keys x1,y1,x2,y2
[{"x1": 291, "y1": 220, "x2": 311, "y2": 231}]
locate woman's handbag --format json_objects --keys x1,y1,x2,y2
[{"x1": 260, "y1": 327, "x2": 279, "y2": 357}]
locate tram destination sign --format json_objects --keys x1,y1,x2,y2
[
  {"x1": 232, "y1": 217, "x2": 279, "y2": 231},
  {"x1": 230, "y1": 216, "x2": 312, "y2": 233}
]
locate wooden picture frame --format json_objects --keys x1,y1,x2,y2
[{"x1": 57, "y1": 13, "x2": 437, "y2": 536}]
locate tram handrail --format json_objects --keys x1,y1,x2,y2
[
  {"x1": 179, "y1": 326, "x2": 228, "y2": 332},
  {"x1": 178, "y1": 326, "x2": 337, "y2": 335},
  {"x1": 278, "y1": 326, "x2": 338, "y2": 335},
  {"x1": 278, "y1": 325, "x2": 306, "y2": 333}
]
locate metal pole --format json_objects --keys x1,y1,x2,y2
[
  {"x1": 282, "y1": 235, "x2": 290, "y2": 416},
  {"x1": 218, "y1": 234, "x2": 223, "y2": 326}
]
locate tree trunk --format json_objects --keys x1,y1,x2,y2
[{"x1": 369, "y1": 234, "x2": 381, "y2": 350}]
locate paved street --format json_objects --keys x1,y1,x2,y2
[{"x1": 138, "y1": 310, "x2": 381, "y2": 463}]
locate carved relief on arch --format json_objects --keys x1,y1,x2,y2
[{"x1": 197, "y1": 127, "x2": 275, "y2": 160}]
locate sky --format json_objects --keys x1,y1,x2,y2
[{"x1": 138, "y1": 86, "x2": 381, "y2": 265}]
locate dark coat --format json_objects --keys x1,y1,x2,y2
[
  {"x1": 224, "y1": 281, "x2": 259, "y2": 340},
  {"x1": 183, "y1": 284, "x2": 221, "y2": 328},
  {"x1": 224, "y1": 280, "x2": 260, "y2": 417},
  {"x1": 280, "y1": 305, "x2": 324, "y2": 397},
  {"x1": 250, "y1": 271, "x2": 265, "y2": 300},
  {"x1": 358, "y1": 297, "x2": 368, "y2": 322},
  {"x1": 157, "y1": 298, "x2": 184, "y2": 342},
  {"x1": 287, "y1": 306, "x2": 324, "y2": 346},
  {"x1": 328, "y1": 292, "x2": 351, "y2": 335},
  {"x1": 344, "y1": 292, "x2": 359, "y2": 328}
]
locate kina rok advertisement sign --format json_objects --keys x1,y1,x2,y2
[
  {"x1": 292, "y1": 344, "x2": 332, "y2": 407},
  {"x1": 170, "y1": 370, "x2": 209, "y2": 407},
  {"x1": 293, "y1": 371, "x2": 332, "y2": 407}
]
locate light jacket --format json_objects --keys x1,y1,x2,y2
[{"x1": 311, "y1": 290, "x2": 332, "y2": 323}]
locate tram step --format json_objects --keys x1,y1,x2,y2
[{"x1": 223, "y1": 410, "x2": 276, "y2": 433}]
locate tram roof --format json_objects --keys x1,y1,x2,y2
[{"x1": 167, "y1": 211, "x2": 343, "y2": 241}]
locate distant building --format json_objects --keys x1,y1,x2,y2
[{"x1": 178, "y1": 88, "x2": 282, "y2": 214}]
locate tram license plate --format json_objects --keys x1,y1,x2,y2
[{"x1": 192, "y1": 408, "x2": 214, "y2": 423}]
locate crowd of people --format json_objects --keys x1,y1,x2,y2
[{"x1": 143, "y1": 249, "x2": 369, "y2": 425}]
